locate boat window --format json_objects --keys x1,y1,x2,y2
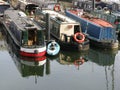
[
  {"x1": 114, "y1": 18, "x2": 120, "y2": 24},
  {"x1": 22, "y1": 29, "x2": 45, "y2": 47},
  {"x1": 74, "y1": 25, "x2": 80, "y2": 34},
  {"x1": 22, "y1": 31, "x2": 28, "y2": 45}
]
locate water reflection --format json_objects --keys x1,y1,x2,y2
[
  {"x1": 2, "y1": 29, "x2": 50, "y2": 83},
  {"x1": 0, "y1": 31, "x2": 6, "y2": 51},
  {"x1": 56, "y1": 51, "x2": 88, "y2": 70},
  {"x1": 86, "y1": 48, "x2": 118, "y2": 90},
  {"x1": 86, "y1": 48, "x2": 118, "y2": 66},
  {"x1": 1, "y1": 26, "x2": 120, "y2": 90}
]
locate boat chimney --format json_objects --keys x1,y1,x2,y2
[
  {"x1": 92, "y1": 0, "x2": 95, "y2": 11},
  {"x1": 46, "y1": 13, "x2": 50, "y2": 42}
]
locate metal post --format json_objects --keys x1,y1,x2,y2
[
  {"x1": 46, "y1": 13, "x2": 50, "y2": 42},
  {"x1": 93, "y1": 0, "x2": 95, "y2": 11}
]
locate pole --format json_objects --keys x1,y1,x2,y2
[
  {"x1": 46, "y1": 13, "x2": 50, "y2": 42},
  {"x1": 93, "y1": 0, "x2": 95, "y2": 11}
]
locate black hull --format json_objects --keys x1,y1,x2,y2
[
  {"x1": 51, "y1": 33, "x2": 89, "y2": 52},
  {"x1": 89, "y1": 39, "x2": 119, "y2": 50},
  {"x1": 59, "y1": 41, "x2": 89, "y2": 51},
  {"x1": 2, "y1": 23, "x2": 20, "y2": 48}
]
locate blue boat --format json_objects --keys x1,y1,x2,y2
[{"x1": 65, "y1": 9, "x2": 118, "y2": 49}]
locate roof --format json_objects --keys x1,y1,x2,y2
[
  {"x1": 68, "y1": 9, "x2": 113, "y2": 28},
  {"x1": 41, "y1": 9, "x2": 80, "y2": 24},
  {"x1": 4, "y1": 8, "x2": 43, "y2": 31}
]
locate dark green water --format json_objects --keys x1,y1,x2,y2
[{"x1": 0, "y1": 26, "x2": 120, "y2": 90}]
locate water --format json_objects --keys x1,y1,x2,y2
[{"x1": 0, "y1": 26, "x2": 120, "y2": 90}]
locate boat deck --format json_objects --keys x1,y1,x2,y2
[
  {"x1": 4, "y1": 8, "x2": 42, "y2": 31},
  {"x1": 68, "y1": 10, "x2": 113, "y2": 28}
]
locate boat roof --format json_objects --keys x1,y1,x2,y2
[
  {"x1": 41, "y1": 9, "x2": 80, "y2": 24},
  {"x1": 4, "y1": 8, "x2": 43, "y2": 31},
  {"x1": 68, "y1": 10, "x2": 113, "y2": 28},
  {"x1": 20, "y1": 0, "x2": 57, "y2": 6}
]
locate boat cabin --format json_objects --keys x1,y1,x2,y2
[
  {"x1": 3, "y1": 9, "x2": 45, "y2": 48},
  {"x1": 35, "y1": 9, "x2": 81, "y2": 42}
]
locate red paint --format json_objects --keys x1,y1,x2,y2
[{"x1": 20, "y1": 51, "x2": 46, "y2": 57}]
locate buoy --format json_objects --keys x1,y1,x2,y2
[
  {"x1": 73, "y1": 32, "x2": 85, "y2": 43},
  {"x1": 54, "y1": 4, "x2": 61, "y2": 12},
  {"x1": 47, "y1": 41, "x2": 60, "y2": 56}
]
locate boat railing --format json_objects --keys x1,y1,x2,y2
[{"x1": 90, "y1": 10, "x2": 117, "y2": 25}]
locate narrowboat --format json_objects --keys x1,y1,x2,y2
[
  {"x1": 2, "y1": 8, "x2": 46, "y2": 57},
  {"x1": 65, "y1": 9, "x2": 119, "y2": 49},
  {"x1": 34, "y1": 8, "x2": 89, "y2": 51}
]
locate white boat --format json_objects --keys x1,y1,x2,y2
[{"x1": 34, "y1": 8, "x2": 90, "y2": 51}]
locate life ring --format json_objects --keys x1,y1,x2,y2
[
  {"x1": 74, "y1": 59, "x2": 85, "y2": 66},
  {"x1": 73, "y1": 32, "x2": 85, "y2": 43},
  {"x1": 54, "y1": 4, "x2": 61, "y2": 12},
  {"x1": 47, "y1": 41, "x2": 60, "y2": 56}
]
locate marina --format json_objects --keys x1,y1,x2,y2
[{"x1": 0, "y1": 0, "x2": 120, "y2": 90}]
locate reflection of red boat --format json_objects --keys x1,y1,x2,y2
[
  {"x1": 20, "y1": 55, "x2": 46, "y2": 62},
  {"x1": 20, "y1": 56, "x2": 46, "y2": 66}
]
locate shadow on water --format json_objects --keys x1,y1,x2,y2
[
  {"x1": 85, "y1": 47, "x2": 118, "y2": 66},
  {"x1": 1, "y1": 28, "x2": 51, "y2": 84}
]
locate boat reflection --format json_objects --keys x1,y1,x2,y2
[
  {"x1": 56, "y1": 51, "x2": 89, "y2": 70},
  {"x1": 0, "y1": 30, "x2": 6, "y2": 51},
  {"x1": 3, "y1": 29, "x2": 51, "y2": 83},
  {"x1": 86, "y1": 48, "x2": 118, "y2": 66}
]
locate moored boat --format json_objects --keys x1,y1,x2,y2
[
  {"x1": 65, "y1": 9, "x2": 119, "y2": 49},
  {"x1": 2, "y1": 8, "x2": 46, "y2": 57},
  {"x1": 34, "y1": 8, "x2": 90, "y2": 51}
]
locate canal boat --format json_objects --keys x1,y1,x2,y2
[
  {"x1": 2, "y1": 8, "x2": 47, "y2": 57},
  {"x1": 65, "y1": 9, "x2": 118, "y2": 49},
  {"x1": 34, "y1": 8, "x2": 90, "y2": 51}
]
